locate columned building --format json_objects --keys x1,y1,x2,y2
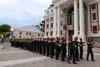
[{"x1": 44, "y1": 0, "x2": 100, "y2": 42}]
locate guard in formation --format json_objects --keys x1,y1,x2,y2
[{"x1": 10, "y1": 37, "x2": 95, "y2": 64}]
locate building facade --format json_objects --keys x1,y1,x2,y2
[
  {"x1": 44, "y1": 0, "x2": 100, "y2": 42},
  {"x1": 13, "y1": 26, "x2": 44, "y2": 39}
]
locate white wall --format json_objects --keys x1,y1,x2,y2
[{"x1": 13, "y1": 31, "x2": 43, "y2": 39}]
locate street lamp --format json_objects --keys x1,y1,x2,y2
[
  {"x1": 10, "y1": 28, "x2": 14, "y2": 32},
  {"x1": 10, "y1": 28, "x2": 14, "y2": 39}
]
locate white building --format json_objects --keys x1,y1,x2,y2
[
  {"x1": 44, "y1": 0, "x2": 100, "y2": 42},
  {"x1": 13, "y1": 26, "x2": 44, "y2": 39}
]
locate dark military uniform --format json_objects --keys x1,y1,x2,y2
[
  {"x1": 68, "y1": 40, "x2": 76, "y2": 64},
  {"x1": 46, "y1": 41, "x2": 50, "y2": 57},
  {"x1": 50, "y1": 40, "x2": 55, "y2": 58},
  {"x1": 42, "y1": 41, "x2": 46, "y2": 56},
  {"x1": 39, "y1": 40, "x2": 42, "y2": 54},
  {"x1": 55, "y1": 41, "x2": 61, "y2": 60},
  {"x1": 87, "y1": 42, "x2": 94, "y2": 61},
  {"x1": 61, "y1": 41, "x2": 66, "y2": 61},
  {"x1": 73, "y1": 41, "x2": 79, "y2": 61},
  {"x1": 79, "y1": 41, "x2": 84, "y2": 59}
]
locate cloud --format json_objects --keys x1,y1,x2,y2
[{"x1": 0, "y1": 0, "x2": 52, "y2": 28}]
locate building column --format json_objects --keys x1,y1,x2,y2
[
  {"x1": 53, "y1": 7, "x2": 57, "y2": 37},
  {"x1": 57, "y1": 6, "x2": 61, "y2": 37},
  {"x1": 74, "y1": 0, "x2": 78, "y2": 37},
  {"x1": 79, "y1": 0, "x2": 86, "y2": 41}
]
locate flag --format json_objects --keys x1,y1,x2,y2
[
  {"x1": 63, "y1": 25, "x2": 66, "y2": 30},
  {"x1": 72, "y1": 24, "x2": 74, "y2": 28}
]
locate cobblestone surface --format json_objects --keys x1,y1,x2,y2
[
  {"x1": 6, "y1": 54, "x2": 100, "y2": 67},
  {"x1": 0, "y1": 44, "x2": 99, "y2": 67}
]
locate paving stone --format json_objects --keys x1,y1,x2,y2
[{"x1": 0, "y1": 46, "x2": 99, "y2": 67}]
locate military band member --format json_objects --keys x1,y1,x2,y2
[
  {"x1": 43, "y1": 38, "x2": 46, "y2": 56},
  {"x1": 61, "y1": 37, "x2": 67, "y2": 61},
  {"x1": 39, "y1": 38, "x2": 42, "y2": 54},
  {"x1": 50, "y1": 38, "x2": 55, "y2": 58},
  {"x1": 79, "y1": 38, "x2": 85, "y2": 59},
  {"x1": 67, "y1": 37, "x2": 77, "y2": 64},
  {"x1": 73, "y1": 37, "x2": 79, "y2": 61},
  {"x1": 46, "y1": 38, "x2": 50, "y2": 57},
  {"x1": 55, "y1": 37, "x2": 61, "y2": 60},
  {"x1": 86, "y1": 38, "x2": 95, "y2": 61}
]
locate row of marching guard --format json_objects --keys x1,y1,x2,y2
[{"x1": 10, "y1": 37, "x2": 95, "y2": 64}]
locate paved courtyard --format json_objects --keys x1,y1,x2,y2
[{"x1": 0, "y1": 44, "x2": 99, "y2": 67}]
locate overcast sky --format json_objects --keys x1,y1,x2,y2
[{"x1": 0, "y1": 0, "x2": 52, "y2": 28}]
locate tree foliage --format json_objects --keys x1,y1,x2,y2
[
  {"x1": 0, "y1": 24, "x2": 11, "y2": 35},
  {"x1": 40, "y1": 20, "x2": 45, "y2": 32}
]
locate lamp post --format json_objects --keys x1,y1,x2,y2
[{"x1": 10, "y1": 28, "x2": 14, "y2": 39}]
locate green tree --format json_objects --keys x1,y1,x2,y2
[
  {"x1": 40, "y1": 20, "x2": 45, "y2": 32},
  {"x1": 0, "y1": 24, "x2": 11, "y2": 35}
]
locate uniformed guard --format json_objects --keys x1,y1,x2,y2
[
  {"x1": 86, "y1": 38, "x2": 95, "y2": 61},
  {"x1": 32, "y1": 39, "x2": 35, "y2": 52},
  {"x1": 79, "y1": 38, "x2": 84, "y2": 59},
  {"x1": 61, "y1": 37, "x2": 67, "y2": 61},
  {"x1": 46, "y1": 38, "x2": 50, "y2": 57},
  {"x1": 34, "y1": 38, "x2": 36, "y2": 52},
  {"x1": 74, "y1": 37, "x2": 79, "y2": 61},
  {"x1": 55, "y1": 37, "x2": 61, "y2": 60},
  {"x1": 39, "y1": 38, "x2": 42, "y2": 54},
  {"x1": 67, "y1": 37, "x2": 77, "y2": 64},
  {"x1": 42, "y1": 38, "x2": 46, "y2": 56},
  {"x1": 50, "y1": 38, "x2": 55, "y2": 58}
]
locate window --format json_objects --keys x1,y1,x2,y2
[
  {"x1": 51, "y1": 31, "x2": 53, "y2": 36},
  {"x1": 38, "y1": 34, "x2": 40, "y2": 36},
  {"x1": 47, "y1": 19, "x2": 49, "y2": 22},
  {"x1": 90, "y1": 4, "x2": 98, "y2": 21},
  {"x1": 19, "y1": 32, "x2": 22, "y2": 35},
  {"x1": 93, "y1": 26, "x2": 98, "y2": 33},
  {"x1": 92, "y1": 13, "x2": 97, "y2": 20},
  {"x1": 50, "y1": 17, "x2": 54, "y2": 21},
  {"x1": 46, "y1": 32, "x2": 48, "y2": 36},
  {"x1": 26, "y1": 32, "x2": 28, "y2": 35},
  {"x1": 92, "y1": 4, "x2": 96, "y2": 10},
  {"x1": 60, "y1": 30, "x2": 63, "y2": 35},
  {"x1": 19, "y1": 36, "x2": 22, "y2": 38},
  {"x1": 47, "y1": 24, "x2": 49, "y2": 28},
  {"x1": 51, "y1": 23, "x2": 53, "y2": 28},
  {"x1": 51, "y1": 10, "x2": 53, "y2": 12},
  {"x1": 29, "y1": 33, "x2": 31, "y2": 36}
]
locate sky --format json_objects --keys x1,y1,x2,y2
[{"x1": 0, "y1": 0, "x2": 52, "y2": 28}]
